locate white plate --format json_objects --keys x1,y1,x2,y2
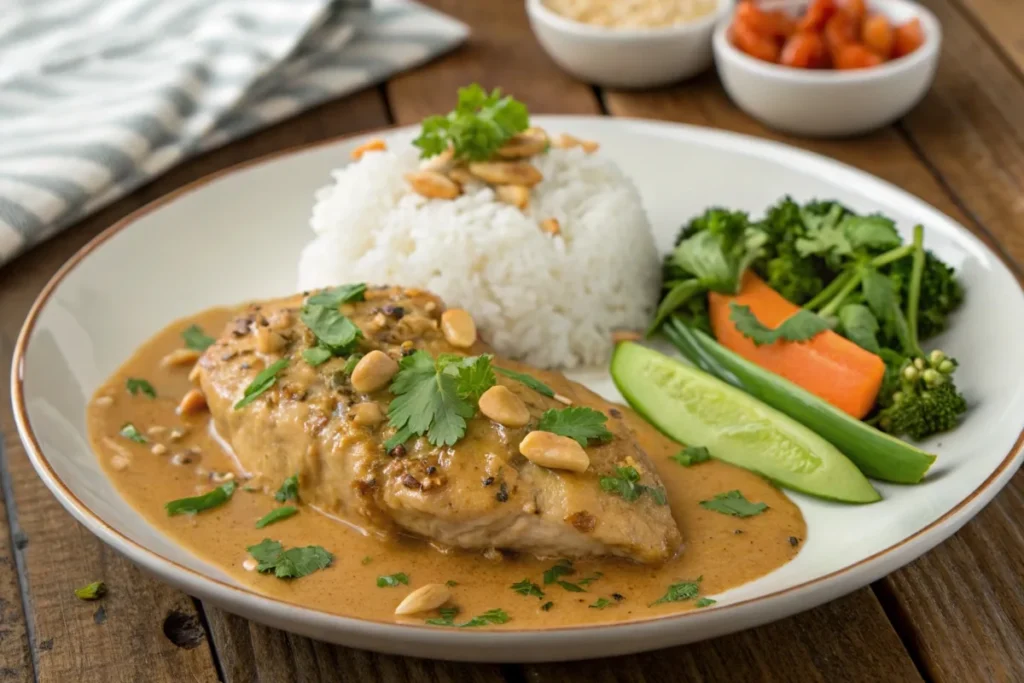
[{"x1": 12, "y1": 116, "x2": 1024, "y2": 662}]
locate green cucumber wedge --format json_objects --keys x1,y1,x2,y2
[{"x1": 612, "y1": 342, "x2": 881, "y2": 504}]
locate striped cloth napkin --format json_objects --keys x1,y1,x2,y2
[{"x1": 0, "y1": 0, "x2": 468, "y2": 267}]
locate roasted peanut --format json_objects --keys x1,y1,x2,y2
[
  {"x1": 394, "y1": 583, "x2": 452, "y2": 615},
  {"x1": 479, "y1": 385, "x2": 530, "y2": 428},
  {"x1": 351, "y1": 402, "x2": 384, "y2": 427},
  {"x1": 552, "y1": 133, "x2": 599, "y2": 153},
  {"x1": 419, "y1": 147, "x2": 455, "y2": 172},
  {"x1": 496, "y1": 132, "x2": 548, "y2": 159},
  {"x1": 441, "y1": 309, "x2": 477, "y2": 348},
  {"x1": 519, "y1": 431, "x2": 590, "y2": 473},
  {"x1": 256, "y1": 326, "x2": 287, "y2": 354},
  {"x1": 447, "y1": 166, "x2": 477, "y2": 186},
  {"x1": 177, "y1": 389, "x2": 207, "y2": 415},
  {"x1": 495, "y1": 184, "x2": 530, "y2": 209},
  {"x1": 161, "y1": 348, "x2": 201, "y2": 367},
  {"x1": 468, "y1": 160, "x2": 543, "y2": 187},
  {"x1": 405, "y1": 171, "x2": 461, "y2": 200},
  {"x1": 351, "y1": 138, "x2": 387, "y2": 161},
  {"x1": 351, "y1": 350, "x2": 399, "y2": 393}
]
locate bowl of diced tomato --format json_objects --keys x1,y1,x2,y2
[{"x1": 713, "y1": 0, "x2": 940, "y2": 137}]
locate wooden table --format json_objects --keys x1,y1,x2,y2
[{"x1": 2, "y1": 1, "x2": 1023, "y2": 680}]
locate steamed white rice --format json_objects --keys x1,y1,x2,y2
[{"x1": 297, "y1": 143, "x2": 660, "y2": 369}]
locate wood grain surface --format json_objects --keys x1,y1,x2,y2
[{"x1": 0, "y1": 0, "x2": 1022, "y2": 680}]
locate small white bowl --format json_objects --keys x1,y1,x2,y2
[
  {"x1": 527, "y1": 0, "x2": 733, "y2": 88},
  {"x1": 713, "y1": 0, "x2": 941, "y2": 137}
]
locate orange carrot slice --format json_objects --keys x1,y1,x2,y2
[{"x1": 708, "y1": 272, "x2": 885, "y2": 419}]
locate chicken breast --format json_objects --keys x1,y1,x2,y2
[{"x1": 195, "y1": 286, "x2": 681, "y2": 564}]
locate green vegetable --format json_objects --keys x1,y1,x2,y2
[
  {"x1": 695, "y1": 597, "x2": 717, "y2": 608},
  {"x1": 729, "y1": 304, "x2": 831, "y2": 346},
  {"x1": 274, "y1": 474, "x2": 299, "y2": 503},
  {"x1": 425, "y1": 607, "x2": 510, "y2": 628},
  {"x1": 255, "y1": 506, "x2": 297, "y2": 529},
  {"x1": 377, "y1": 573, "x2": 410, "y2": 587},
  {"x1": 661, "y1": 321, "x2": 935, "y2": 484},
  {"x1": 300, "y1": 304, "x2": 361, "y2": 354},
  {"x1": 511, "y1": 579, "x2": 544, "y2": 598},
  {"x1": 612, "y1": 341, "x2": 882, "y2": 500},
  {"x1": 542, "y1": 559, "x2": 574, "y2": 585},
  {"x1": 541, "y1": 601, "x2": 554, "y2": 611},
  {"x1": 838, "y1": 303, "x2": 881, "y2": 354},
  {"x1": 536, "y1": 406, "x2": 613, "y2": 447},
  {"x1": 385, "y1": 351, "x2": 496, "y2": 450},
  {"x1": 699, "y1": 490, "x2": 768, "y2": 518},
  {"x1": 306, "y1": 283, "x2": 366, "y2": 307},
  {"x1": 599, "y1": 466, "x2": 667, "y2": 505},
  {"x1": 446, "y1": 580, "x2": 458, "y2": 587},
  {"x1": 165, "y1": 482, "x2": 237, "y2": 516},
  {"x1": 247, "y1": 539, "x2": 333, "y2": 579},
  {"x1": 589, "y1": 598, "x2": 612, "y2": 609},
  {"x1": 119, "y1": 423, "x2": 147, "y2": 444},
  {"x1": 181, "y1": 324, "x2": 215, "y2": 351},
  {"x1": 413, "y1": 84, "x2": 529, "y2": 162},
  {"x1": 494, "y1": 366, "x2": 555, "y2": 397},
  {"x1": 74, "y1": 581, "x2": 106, "y2": 601},
  {"x1": 234, "y1": 359, "x2": 289, "y2": 410},
  {"x1": 126, "y1": 378, "x2": 156, "y2": 398},
  {"x1": 343, "y1": 354, "x2": 363, "y2": 375},
  {"x1": 303, "y1": 346, "x2": 333, "y2": 367},
  {"x1": 651, "y1": 577, "x2": 702, "y2": 606},
  {"x1": 671, "y1": 445, "x2": 711, "y2": 467},
  {"x1": 558, "y1": 572, "x2": 602, "y2": 592}
]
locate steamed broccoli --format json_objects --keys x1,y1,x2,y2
[{"x1": 883, "y1": 250, "x2": 964, "y2": 343}]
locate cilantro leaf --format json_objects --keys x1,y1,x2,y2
[
  {"x1": 303, "y1": 346, "x2": 333, "y2": 367},
  {"x1": 842, "y1": 214, "x2": 901, "y2": 250},
  {"x1": 672, "y1": 226, "x2": 766, "y2": 293},
  {"x1": 695, "y1": 597, "x2": 717, "y2": 608},
  {"x1": 119, "y1": 423, "x2": 147, "y2": 444},
  {"x1": 796, "y1": 204, "x2": 849, "y2": 258},
  {"x1": 671, "y1": 445, "x2": 711, "y2": 467},
  {"x1": 557, "y1": 580, "x2": 585, "y2": 593},
  {"x1": 589, "y1": 597, "x2": 612, "y2": 609},
  {"x1": 377, "y1": 573, "x2": 410, "y2": 587},
  {"x1": 275, "y1": 474, "x2": 299, "y2": 503},
  {"x1": 247, "y1": 538, "x2": 333, "y2": 579},
  {"x1": 165, "y1": 482, "x2": 237, "y2": 516},
  {"x1": 536, "y1": 407, "x2": 613, "y2": 447},
  {"x1": 413, "y1": 84, "x2": 529, "y2": 161},
  {"x1": 425, "y1": 607, "x2": 459, "y2": 626},
  {"x1": 452, "y1": 354, "x2": 496, "y2": 402},
  {"x1": 182, "y1": 324, "x2": 215, "y2": 351},
  {"x1": 649, "y1": 279, "x2": 706, "y2": 334},
  {"x1": 445, "y1": 580, "x2": 458, "y2": 587},
  {"x1": 300, "y1": 304, "x2": 362, "y2": 353},
  {"x1": 74, "y1": 581, "x2": 106, "y2": 601},
  {"x1": 343, "y1": 353, "x2": 364, "y2": 375},
  {"x1": 699, "y1": 490, "x2": 768, "y2": 518},
  {"x1": 386, "y1": 350, "x2": 481, "y2": 448},
  {"x1": 126, "y1": 378, "x2": 156, "y2": 398},
  {"x1": 234, "y1": 359, "x2": 289, "y2": 410},
  {"x1": 541, "y1": 601, "x2": 554, "y2": 611},
  {"x1": 306, "y1": 283, "x2": 366, "y2": 307},
  {"x1": 542, "y1": 559, "x2": 574, "y2": 585},
  {"x1": 729, "y1": 303, "x2": 831, "y2": 346},
  {"x1": 511, "y1": 579, "x2": 544, "y2": 598},
  {"x1": 494, "y1": 367, "x2": 555, "y2": 398},
  {"x1": 425, "y1": 606, "x2": 510, "y2": 628},
  {"x1": 651, "y1": 577, "x2": 702, "y2": 606},
  {"x1": 838, "y1": 303, "x2": 881, "y2": 354},
  {"x1": 599, "y1": 466, "x2": 667, "y2": 505},
  {"x1": 255, "y1": 506, "x2": 297, "y2": 529},
  {"x1": 861, "y1": 267, "x2": 915, "y2": 353}
]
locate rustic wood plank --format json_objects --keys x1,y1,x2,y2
[
  {"x1": 524, "y1": 590, "x2": 923, "y2": 683},
  {"x1": 0, "y1": 447, "x2": 32, "y2": 683},
  {"x1": 0, "y1": 89, "x2": 389, "y2": 682},
  {"x1": 952, "y1": 0, "x2": 1024, "y2": 78}
]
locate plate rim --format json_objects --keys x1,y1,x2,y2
[{"x1": 11, "y1": 116, "x2": 1024, "y2": 644}]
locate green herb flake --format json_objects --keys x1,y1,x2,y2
[
  {"x1": 74, "y1": 581, "x2": 106, "y2": 601},
  {"x1": 729, "y1": 303, "x2": 831, "y2": 346},
  {"x1": 589, "y1": 597, "x2": 612, "y2": 610},
  {"x1": 651, "y1": 577, "x2": 703, "y2": 606},
  {"x1": 300, "y1": 304, "x2": 362, "y2": 353},
  {"x1": 699, "y1": 490, "x2": 768, "y2": 518},
  {"x1": 542, "y1": 559, "x2": 574, "y2": 585},
  {"x1": 306, "y1": 283, "x2": 366, "y2": 307},
  {"x1": 511, "y1": 579, "x2": 544, "y2": 598},
  {"x1": 361, "y1": 556, "x2": 373, "y2": 565},
  {"x1": 246, "y1": 539, "x2": 333, "y2": 579},
  {"x1": 119, "y1": 423, "x2": 147, "y2": 444},
  {"x1": 274, "y1": 474, "x2": 299, "y2": 503},
  {"x1": 377, "y1": 573, "x2": 410, "y2": 588},
  {"x1": 234, "y1": 358, "x2": 289, "y2": 410},
  {"x1": 126, "y1": 378, "x2": 156, "y2": 398},
  {"x1": 557, "y1": 580, "x2": 585, "y2": 593},
  {"x1": 413, "y1": 84, "x2": 529, "y2": 162},
  {"x1": 425, "y1": 606, "x2": 510, "y2": 628},
  {"x1": 541, "y1": 601, "x2": 554, "y2": 611},
  {"x1": 343, "y1": 353, "x2": 364, "y2": 375},
  {"x1": 182, "y1": 324, "x2": 215, "y2": 351},
  {"x1": 255, "y1": 506, "x2": 297, "y2": 529},
  {"x1": 695, "y1": 597, "x2": 717, "y2": 608},
  {"x1": 165, "y1": 482, "x2": 237, "y2": 516},
  {"x1": 445, "y1": 580, "x2": 458, "y2": 587},
  {"x1": 303, "y1": 346, "x2": 333, "y2": 367},
  {"x1": 494, "y1": 367, "x2": 555, "y2": 397},
  {"x1": 599, "y1": 466, "x2": 667, "y2": 505},
  {"x1": 671, "y1": 445, "x2": 711, "y2": 467},
  {"x1": 536, "y1": 407, "x2": 613, "y2": 447}
]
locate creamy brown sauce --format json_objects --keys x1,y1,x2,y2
[{"x1": 87, "y1": 307, "x2": 804, "y2": 629}]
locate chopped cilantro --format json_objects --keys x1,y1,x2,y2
[
  {"x1": 306, "y1": 283, "x2": 366, "y2": 308},
  {"x1": 541, "y1": 601, "x2": 554, "y2": 611},
  {"x1": 377, "y1": 573, "x2": 410, "y2": 588},
  {"x1": 445, "y1": 580, "x2": 458, "y2": 587},
  {"x1": 695, "y1": 597, "x2": 717, "y2": 608},
  {"x1": 182, "y1": 324, "x2": 215, "y2": 351},
  {"x1": 557, "y1": 581, "x2": 585, "y2": 593},
  {"x1": 729, "y1": 303, "x2": 831, "y2": 346},
  {"x1": 126, "y1": 378, "x2": 156, "y2": 398},
  {"x1": 74, "y1": 581, "x2": 106, "y2": 601},
  {"x1": 119, "y1": 423, "x2": 147, "y2": 444},
  {"x1": 300, "y1": 304, "x2": 362, "y2": 354},
  {"x1": 542, "y1": 559, "x2": 574, "y2": 585},
  {"x1": 165, "y1": 482, "x2": 237, "y2": 516},
  {"x1": 494, "y1": 367, "x2": 555, "y2": 398},
  {"x1": 536, "y1": 407, "x2": 613, "y2": 447},
  {"x1": 413, "y1": 84, "x2": 529, "y2": 162},
  {"x1": 599, "y1": 466, "x2": 667, "y2": 505},
  {"x1": 246, "y1": 539, "x2": 333, "y2": 579},
  {"x1": 234, "y1": 358, "x2": 289, "y2": 410},
  {"x1": 589, "y1": 597, "x2": 612, "y2": 609},
  {"x1": 425, "y1": 607, "x2": 510, "y2": 628},
  {"x1": 274, "y1": 474, "x2": 299, "y2": 503},
  {"x1": 651, "y1": 577, "x2": 702, "y2": 606},
  {"x1": 255, "y1": 506, "x2": 297, "y2": 529},
  {"x1": 511, "y1": 579, "x2": 544, "y2": 598},
  {"x1": 671, "y1": 445, "x2": 711, "y2": 467},
  {"x1": 303, "y1": 346, "x2": 333, "y2": 367},
  {"x1": 361, "y1": 556, "x2": 373, "y2": 565},
  {"x1": 699, "y1": 490, "x2": 768, "y2": 518},
  {"x1": 343, "y1": 353, "x2": 364, "y2": 375}
]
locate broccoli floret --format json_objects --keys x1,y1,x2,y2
[
  {"x1": 675, "y1": 207, "x2": 750, "y2": 246},
  {"x1": 877, "y1": 352, "x2": 966, "y2": 439},
  {"x1": 749, "y1": 197, "x2": 836, "y2": 305},
  {"x1": 884, "y1": 250, "x2": 963, "y2": 341},
  {"x1": 759, "y1": 254, "x2": 825, "y2": 304}
]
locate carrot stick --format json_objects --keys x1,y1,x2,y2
[{"x1": 708, "y1": 272, "x2": 885, "y2": 419}]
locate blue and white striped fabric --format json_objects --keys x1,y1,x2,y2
[{"x1": 0, "y1": 0, "x2": 468, "y2": 267}]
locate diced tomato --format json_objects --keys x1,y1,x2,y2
[
  {"x1": 797, "y1": 0, "x2": 836, "y2": 31},
  {"x1": 780, "y1": 32, "x2": 829, "y2": 68},
  {"x1": 892, "y1": 18, "x2": 925, "y2": 58},
  {"x1": 732, "y1": 20, "x2": 781, "y2": 62},
  {"x1": 823, "y1": 11, "x2": 858, "y2": 59},
  {"x1": 834, "y1": 43, "x2": 885, "y2": 69},
  {"x1": 861, "y1": 14, "x2": 895, "y2": 58}
]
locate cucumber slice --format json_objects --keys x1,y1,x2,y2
[{"x1": 611, "y1": 343, "x2": 881, "y2": 504}]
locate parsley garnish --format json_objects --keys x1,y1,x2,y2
[
  {"x1": 695, "y1": 597, "x2": 717, "y2": 608},
  {"x1": 589, "y1": 597, "x2": 612, "y2": 609},
  {"x1": 385, "y1": 351, "x2": 496, "y2": 450},
  {"x1": 300, "y1": 304, "x2": 362, "y2": 354},
  {"x1": 126, "y1": 378, "x2": 155, "y2": 398},
  {"x1": 699, "y1": 490, "x2": 768, "y2": 518},
  {"x1": 511, "y1": 579, "x2": 544, "y2": 598},
  {"x1": 306, "y1": 283, "x2": 366, "y2": 307},
  {"x1": 182, "y1": 324, "x2": 215, "y2": 351},
  {"x1": 274, "y1": 474, "x2": 299, "y2": 503},
  {"x1": 119, "y1": 423, "x2": 146, "y2": 444},
  {"x1": 377, "y1": 573, "x2": 410, "y2": 587},
  {"x1": 165, "y1": 482, "x2": 237, "y2": 516},
  {"x1": 494, "y1": 367, "x2": 555, "y2": 398},
  {"x1": 599, "y1": 466, "x2": 667, "y2": 505},
  {"x1": 542, "y1": 559, "x2": 574, "y2": 585},
  {"x1": 234, "y1": 358, "x2": 289, "y2": 410},
  {"x1": 74, "y1": 581, "x2": 106, "y2": 601},
  {"x1": 557, "y1": 571, "x2": 603, "y2": 593},
  {"x1": 255, "y1": 506, "x2": 297, "y2": 529},
  {"x1": 729, "y1": 303, "x2": 831, "y2": 346},
  {"x1": 413, "y1": 84, "x2": 529, "y2": 161},
  {"x1": 541, "y1": 601, "x2": 553, "y2": 611},
  {"x1": 651, "y1": 577, "x2": 702, "y2": 606},
  {"x1": 536, "y1": 407, "x2": 613, "y2": 447},
  {"x1": 303, "y1": 346, "x2": 333, "y2": 367},
  {"x1": 671, "y1": 445, "x2": 711, "y2": 467},
  {"x1": 246, "y1": 539, "x2": 333, "y2": 579},
  {"x1": 426, "y1": 607, "x2": 510, "y2": 628},
  {"x1": 445, "y1": 580, "x2": 458, "y2": 587}
]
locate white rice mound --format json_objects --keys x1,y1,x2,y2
[{"x1": 297, "y1": 145, "x2": 660, "y2": 369}]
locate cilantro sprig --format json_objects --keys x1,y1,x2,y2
[
  {"x1": 511, "y1": 579, "x2": 544, "y2": 599},
  {"x1": 126, "y1": 378, "x2": 156, "y2": 398},
  {"x1": 651, "y1": 577, "x2": 703, "y2": 606},
  {"x1": 413, "y1": 84, "x2": 529, "y2": 161},
  {"x1": 234, "y1": 359, "x2": 289, "y2": 410},
  {"x1": 699, "y1": 490, "x2": 768, "y2": 518},
  {"x1": 671, "y1": 445, "x2": 711, "y2": 467},
  {"x1": 729, "y1": 303, "x2": 831, "y2": 346},
  {"x1": 182, "y1": 324, "x2": 215, "y2": 351},
  {"x1": 255, "y1": 506, "x2": 297, "y2": 529},
  {"x1": 536, "y1": 407, "x2": 613, "y2": 447},
  {"x1": 425, "y1": 607, "x2": 510, "y2": 628},
  {"x1": 247, "y1": 539, "x2": 333, "y2": 579},
  {"x1": 377, "y1": 573, "x2": 410, "y2": 588},
  {"x1": 165, "y1": 482, "x2": 237, "y2": 516},
  {"x1": 494, "y1": 367, "x2": 555, "y2": 398},
  {"x1": 599, "y1": 466, "x2": 667, "y2": 505}
]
